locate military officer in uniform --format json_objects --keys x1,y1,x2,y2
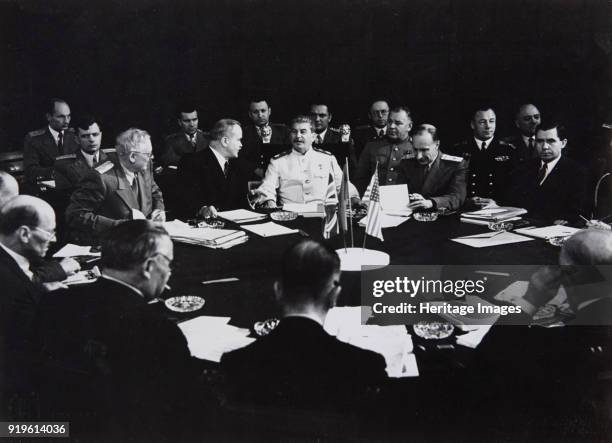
[
  {"x1": 54, "y1": 115, "x2": 115, "y2": 191},
  {"x1": 23, "y1": 98, "x2": 79, "y2": 187},
  {"x1": 503, "y1": 103, "x2": 542, "y2": 163},
  {"x1": 355, "y1": 106, "x2": 414, "y2": 194},
  {"x1": 397, "y1": 124, "x2": 467, "y2": 211},
  {"x1": 449, "y1": 106, "x2": 517, "y2": 207},
  {"x1": 158, "y1": 105, "x2": 210, "y2": 168},
  {"x1": 241, "y1": 99, "x2": 288, "y2": 177},
  {"x1": 254, "y1": 115, "x2": 357, "y2": 208},
  {"x1": 66, "y1": 128, "x2": 165, "y2": 245},
  {"x1": 352, "y1": 99, "x2": 390, "y2": 159}
]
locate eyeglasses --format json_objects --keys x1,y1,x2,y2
[
  {"x1": 30, "y1": 226, "x2": 57, "y2": 242},
  {"x1": 152, "y1": 252, "x2": 173, "y2": 270},
  {"x1": 131, "y1": 150, "x2": 153, "y2": 159}
]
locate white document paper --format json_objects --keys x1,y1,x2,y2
[
  {"x1": 39, "y1": 180, "x2": 56, "y2": 188},
  {"x1": 358, "y1": 213, "x2": 410, "y2": 229},
  {"x1": 217, "y1": 209, "x2": 267, "y2": 223},
  {"x1": 455, "y1": 325, "x2": 493, "y2": 348},
  {"x1": 379, "y1": 185, "x2": 411, "y2": 216},
  {"x1": 515, "y1": 225, "x2": 580, "y2": 239},
  {"x1": 131, "y1": 208, "x2": 146, "y2": 220},
  {"x1": 53, "y1": 243, "x2": 101, "y2": 258},
  {"x1": 282, "y1": 202, "x2": 320, "y2": 214},
  {"x1": 241, "y1": 221, "x2": 299, "y2": 237},
  {"x1": 177, "y1": 316, "x2": 255, "y2": 362},
  {"x1": 451, "y1": 231, "x2": 533, "y2": 248}
]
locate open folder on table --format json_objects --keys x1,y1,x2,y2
[
  {"x1": 217, "y1": 209, "x2": 267, "y2": 223},
  {"x1": 241, "y1": 221, "x2": 299, "y2": 237}
]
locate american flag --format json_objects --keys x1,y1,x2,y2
[
  {"x1": 365, "y1": 169, "x2": 384, "y2": 241},
  {"x1": 323, "y1": 171, "x2": 339, "y2": 239}
]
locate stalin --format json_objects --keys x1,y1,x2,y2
[
  {"x1": 449, "y1": 106, "x2": 517, "y2": 206},
  {"x1": 255, "y1": 115, "x2": 358, "y2": 207}
]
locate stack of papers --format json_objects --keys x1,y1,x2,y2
[
  {"x1": 217, "y1": 209, "x2": 268, "y2": 223},
  {"x1": 241, "y1": 221, "x2": 299, "y2": 237},
  {"x1": 164, "y1": 220, "x2": 248, "y2": 248},
  {"x1": 324, "y1": 306, "x2": 418, "y2": 377},
  {"x1": 461, "y1": 207, "x2": 527, "y2": 224},
  {"x1": 282, "y1": 202, "x2": 324, "y2": 217},
  {"x1": 379, "y1": 185, "x2": 412, "y2": 217},
  {"x1": 53, "y1": 244, "x2": 101, "y2": 258},
  {"x1": 177, "y1": 316, "x2": 255, "y2": 362},
  {"x1": 451, "y1": 231, "x2": 533, "y2": 248},
  {"x1": 515, "y1": 225, "x2": 580, "y2": 239}
]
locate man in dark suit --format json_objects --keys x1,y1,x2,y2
[
  {"x1": 503, "y1": 122, "x2": 587, "y2": 224},
  {"x1": 66, "y1": 128, "x2": 165, "y2": 245},
  {"x1": 221, "y1": 239, "x2": 387, "y2": 410},
  {"x1": 0, "y1": 196, "x2": 58, "y2": 409},
  {"x1": 355, "y1": 106, "x2": 415, "y2": 194},
  {"x1": 23, "y1": 98, "x2": 79, "y2": 186},
  {"x1": 352, "y1": 99, "x2": 390, "y2": 159},
  {"x1": 503, "y1": 103, "x2": 542, "y2": 163},
  {"x1": 449, "y1": 106, "x2": 518, "y2": 207},
  {"x1": 178, "y1": 119, "x2": 253, "y2": 219},
  {"x1": 241, "y1": 99, "x2": 288, "y2": 177},
  {"x1": 398, "y1": 124, "x2": 467, "y2": 211},
  {"x1": 36, "y1": 221, "x2": 204, "y2": 440},
  {"x1": 158, "y1": 105, "x2": 210, "y2": 168},
  {"x1": 54, "y1": 115, "x2": 114, "y2": 191}
]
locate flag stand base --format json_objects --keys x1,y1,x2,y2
[{"x1": 335, "y1": 247, "x2": 390, "y2": 272}]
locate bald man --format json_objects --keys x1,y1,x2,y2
[{"x1": 0, "y1": 171, "x2": 80, "y2": 283}]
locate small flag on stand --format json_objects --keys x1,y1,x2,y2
[
  {"x1": 338, "y1": 162, "x2": 349, "y2": 233},
  {"x1": 323, "y1": 171, "x2": 339, "y2": 239},
  {"x1": 364, "y1": 170, "x2": 384, "y2": 241}
]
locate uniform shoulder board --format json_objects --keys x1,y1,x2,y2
[
  {"x1": 55, "y1": 154, "x2": 76, "y2": 161},
  {"x1": 28, "y1": 128, "x2": 46, "y2": 137},
  {"x1": 101, "y1": 148, "x2": 116, "y2": 153},
  {"x1": 313, "y1": 147, "x2": 332, "y2": 155},
  {"x1": 441, "y1": 153, "x2": 464, "y2": 162},
  {"x1": 94, "y1": 161, "x2": 114, "y2": 174},
  {"x1": 272, "y1": 150, "x2": 292, "y2": 160}
]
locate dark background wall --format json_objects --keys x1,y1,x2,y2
[{"x1": 1, "y1": 0, "x2": 610, "y2": 154}]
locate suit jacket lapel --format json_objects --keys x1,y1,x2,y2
[
  {"x1": 114, "y1": 167, "x2": 140, "y2": 211},
  {"x1": 0, "y1": 245, "x2": 34, "y2": 285}
]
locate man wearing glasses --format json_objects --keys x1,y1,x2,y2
[
  {"x1": 352, "y1": 99, "x2": 390, "y2": 159},
  {"x1": 66, "y1": 128, "x2": 165, "y2": 245}
]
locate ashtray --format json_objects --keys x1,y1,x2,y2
[
  {"x1": 547, "y1": 236, "x2": 569, "y2": 247},
  {"x1": 165, "y1": 295, "x2": 205, "y2": 312},
  {"x1": 254, "y1": 318, "x2": 280, "y2": 336},
  {"x1": 270, "y1": 211, "x2": 298, "y2": 221},
  {"x1": 412, "y1": 321, "x2": 455, "y2": 340},
  {"x1": 488, "y1": 221, "x2": 514, "y2": 231},
  {"x1": 413, "y1": 212, "x2": 439, "y2": 222}
]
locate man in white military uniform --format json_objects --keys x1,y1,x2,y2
[{"x1": 256, "y1": 115, "x2": 353, "y2": 208}]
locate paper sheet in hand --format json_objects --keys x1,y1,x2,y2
[
  {"x1": 452, "y1": 231, "x2": 533, "y2": 248},
  {"x1": 324, "y1": 306, "x2": 418, "y2": 377},
  {"x1": 217, "y1": 209, "x2": 267, "y2": 223},
  {"x1": 515, "y1": 225, "x2": 580, "y2": 239},
  {"x1": 379, "y1": 185, "x2": 412, "y2": 216},
  {"x1": 53, "y1": 243, "x2": 101, "y2": 258},
  {"x1": 241, "y1": 221, "x2": 299, "y2": 237},
  {"x1": 177, "y1": 316, "x2": 254, "y2": 362},
  {"x1": 39, "y1": 180, "x2": 56, "y2": 188}
]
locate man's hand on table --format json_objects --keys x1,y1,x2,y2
[
  {"x1": 408, "y1": 193, "x2": 434, "y2": 210},
  {"x1": 514, "y1": 265, "x2": 564, "y2": 316},
  {"x1": 59, "y1": 257, "x2": 81, "y2": 276}
]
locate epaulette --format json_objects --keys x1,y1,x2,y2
[
  {"x1": 329, "y1": 127, "x2": 341, "y2": 133},
  {"x1": 272, "y1": 150, "x2": 292, "y2": 160},
  {"x1": 313, "y1": 147, "x2": 332, "y2": 155},
  {"x1": 441, "y1": 153, "x2": 464, "y2": 162},
  {"x1": 499, "y1": 140, "x2": 516, "y2": 150},
  {"x1": 101, "y1": 148, "x2": 116, "y2": 153},
  {"x1": 402, "y1": 152, "x2": 416, "y2": 159},
  {"x1": 94, "y1": 161, "x2": 114, "y2": 174},
  {"x1": 55, "y1": 154, "x2": 76, "y2": 161},
  {"x1": 28, "y1": 128, "x2": 46, "y2": 137}
]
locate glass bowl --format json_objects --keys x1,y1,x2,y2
[
  {"x1": 488, "y1": 221, "x2": 514, "y2": 231},
  {"x1": 254, "y1": 318, "x2": 280, "y2": 336},
  {"x1": 412, "y1": 321, "x2": 455, "y2": 340},
  {"x1": 547, "y1": 236, "x2": 569, "y2": 247},
  {"x1": 165, "y1": 295, "x2": 205, "y2": 312},
  {"x1": 413, "y1": 212, "x2": 439, "y2": 222},
  {"x1": 270, "y1": 211, "x2": 298, "y2": 221}
]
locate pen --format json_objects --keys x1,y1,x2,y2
[
  {"x1": 164, "y1": 284, "x2": 172, "y2": 290},
  {"x1": 202, "y1": 277, "x2": 239, "y2": 285}
]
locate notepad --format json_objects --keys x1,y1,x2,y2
[
  {"x1": 515, "y1": 225, "x2": 580, "y2": 239},
  {"x1": 241, "y1": 221, "x2": 299, "y2": 237},
  {"x1": 53, "y1": 243, "x2": 101, "y2": 258}
]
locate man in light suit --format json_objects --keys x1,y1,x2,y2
[
  {"x1": 221, "y1": 239, "x2": 387, "y2": 410},
  {"x1": 397, "y1": 124, "x2": 467, "y2": 211},
  {"x1": 158, "y1": 105, "x2": 210, "y2": 168},
  {"x1": 23, "y1": 98, "x2": 79, "y2": 186},
  {"x1": 66, "y1": 128, "x2": 165, "y2": 245}
]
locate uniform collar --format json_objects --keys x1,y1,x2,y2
[
  {"x1": 291, "y1": 146, "x2": 313, "y2": 158},
  {"x1": 474, "y1": 137, "x2": 494, "y2": 150},
  {"x1": 48, "y1": 125, "x2": 62, "y2": 144}
]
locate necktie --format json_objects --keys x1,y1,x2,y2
[
  {"x1": 190, "y1": 134, "x2": 197, "y2": 149},
  {"x1": 537, "y1": 162, "x2": 548, "y2": 185},
  {"x1": 57, "y1": 131, "x2": 64, "y2": 154},
  {"x1": 481, "y1": 141, "x2": 486, "y2": 151},
  {"x1": 223, "y1": 161, "x2": 229, "y2": 178},
  {"x1": 316, "y1": 135, "x2": 323, "y2": 145},
  {"x1": 377, "y1": 129, "x2": 383, "y2": 138},
  {"x1": 131, "y1": 174, "x2": 141, "y2": 207},
  {"x1": 528, "y1": 137, "x2": 534, "y2": 151}
]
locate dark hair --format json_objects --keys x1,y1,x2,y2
[
  {"x1": 289, "y1": 115, "x2": 315, "y2": 131},
  {"x1": 389, "y1": 106, "x2": 412, "y2": 120},
  {"x1": 537, "y1": 121, "x2": 566, "y2": 141},
  {"x1": 100, "y1": 220, "x2": 169, "y2": 270},
  {"x1": 248, "y1": 98, "x2": 270, "y2": 108},
  {"x1": 47, "y1": 98, "x2": 69, "y2": 115},
  {"x1": 176, "y1": 103, "x2": 198, "y2": 119},
  {"x1": 471, "y1": 106, "x2": 495, "y2": 121},
  {"x1": 73, "y1": 114, "x2": 100, "y2": 132},
  {"x1": 0, "y1": 204, "x2": 40, "y2": 235},
  {"x1": 413, "y1": 124, "x2": 440, "y2": 142},
  {"x1": 280, "y1": 239, "x2": 340, "y2": 299},
  {"x1": 210, "y1": 119, "x2": 241, "y2": 141}
]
